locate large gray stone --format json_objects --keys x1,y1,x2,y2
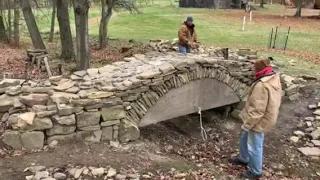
[
  {"x1": 298, "y1": 147, "x2": 320, "y2": 157},
  {"x1": 101, "y1": 126, "x2": 113, "y2": 141},
  {"x1": 45, "y1": 122, "x2": 76, "y2": 136},
  {"x1": 21, "y1": 86, "x2": 53, "y2": 94},
  {"x1": 0, "y1": 79, "x2": 21, "y2": 88},
  {"x1": 54, "y1": 79, "x2": 75, "y2": 91},
  {"x1": 51, "y1": 92, "x2": 80, "y2": 104},
  {"x1": 70, "y1": 99, "x2": 102, "y2": 107},
  {"x1": 311, "y1": 128, "x2": 320, "y2": 140},
  {"x1": 3, "y1": 130, "x2": 23, "y2": 149},
  {"x1": 73, "y1": 70, "x2": 87, "y2": 77},
  {"x1": 0, "y1": 94, "x2": 15, "y2": 112},
  {"x1": 65, "y1": 86, "x2": 80, "y2": 93},
  {"x1": 101, "y1": 120, "x2": 120, "y2": 127},
  {"x1": 158, "y1": 62, "x2": 175, "y2": 74},
  {"x1": 21, "y1": 131, "x2": 45, "y2": 150},
  {"x1": 19, "y1": 117, "x2": 53, "y2": 132},
  {"x1": 36, "y1": 110, "x2": 57, "y2": 118},
  {"x1": 47, "y1": 133, "x2": 76, "y2": 144},
  {"x1": 76, "y1": 130, "x2": 102, "y2": 142},
  {"x1": 101, "y1": 106, "x2": 126, "y2": 121},
  {"x1": 16, "y1": 112, "x2": 36, "y2": 128},
  {"x1": 19, "y1": 94, "x2": 49, "y2": 107},
  {"x1": 119, "y1": 119, "x2": 140, "y2": 143},
  {"x1": 136, "y1": 70, "x2": 161, "y2": 79},
  {"x1": 231, "y1": 109, "x2": 241, "y2": 120},
  {"x1": 52, "y1": 114, "x2": 76, "y2": 125},
  {"x1": 87, "y1": 91, "x2": 114, "y2": 99},
  {"x1": 32, "y1": 105, "x2": 47, "y2": 112},
  {"x1": 5, "y1": 86, "x2": 22, "y2": 96},
  {"x1": 58, "y1": 104, "x2": 83, "y2": 116},
  {"x1": 13, "y1": 98, "x2": 25, "y2": 109},
  {"x1": 285, "y1": 84, "x2": 300, "y2": 96},
  {"x1": 76, "y1": 112, "x2": 101, "y2": 128},
  {"x1": 314, "y1": 109, "x2": 320, "y2": 116},
  {"x1": 78, "y1": 124, "x2": 101, "y2": 131}
]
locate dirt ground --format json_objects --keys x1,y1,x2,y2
[{"x1": 1, "y1": 86, "x2": 320, "y2": 179}]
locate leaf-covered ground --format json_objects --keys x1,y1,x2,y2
[{"x1": 1, "y1": 95, "x2": 319, "y2": 179}]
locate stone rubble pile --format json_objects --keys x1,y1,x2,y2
[
  {"x1": 148, "y1": 39, "x2": 257, "y2": 61},
  {"x1": 280, "y1": 74, "x2": 316, "y2": 102},
  {"x1": 290, "y1": 102, "x2": 320, "y2": 158},
  {"x1": 22, "y1": 164, "x2": 197, "y2": 180},
  {"x1": 23, "y1": 165, "x2": 143, "y2": 180}
]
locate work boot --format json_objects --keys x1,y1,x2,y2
[
  {"x1": 228, "y1": 156, "x2": 248, "y2": 166},
  {"x1": 241, "y1": 171, "x2": 262, "y2": 179}
]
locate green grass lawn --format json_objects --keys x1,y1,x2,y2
[
  {"x1": 5, "y1": 2, "x2": 319, "y2": 76},
  {"x1": 101, "y1": 3, "x2": 320, "y2": 55},
  {"x1": 13, "y1": 2, "x2": 319, "y2": 56}
]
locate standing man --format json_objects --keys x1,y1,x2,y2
[
  {"x1": 229, "y1": 59, "x2": 282, "y2": 179},
  {"x1": 178, "y1": 16, "x2": 198, "y2": 53}
]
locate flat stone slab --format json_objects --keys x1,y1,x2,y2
[
  {"x1": 298, "y1": 147, "x2": 320, "y2": 157},
  {"x1": 21, "y1": 131, "x2": 45, "y2": 150}
]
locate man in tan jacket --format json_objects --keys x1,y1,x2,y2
[
  {"x1": 229, "y1": 59, "x2": 282, "y2": 179},
  {"x1": 178, "y1": 17, "x2": 198, "y2": 53}
]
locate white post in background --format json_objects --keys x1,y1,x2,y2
[
  {"x1": 250, "y1": 11, "x2": 252, "y2": 22},
  {"x1": 242, "y1": 16, "x2": 246, "y2": 31}
]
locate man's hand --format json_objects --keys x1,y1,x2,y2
[
  {"x1": 241, "y1": 125, "x2": 249, "y2": 132},
  {"x1": 189, "y1": 42, "x2": 198, "y2": 49}
]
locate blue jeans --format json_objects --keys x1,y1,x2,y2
[
  {"x1": 239, "y1": 130, "x2": 264, "y2": 175},
  {"x1": 179, "y1": 45, "x2": 190, "y2": 53}
]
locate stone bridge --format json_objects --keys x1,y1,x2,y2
[{"x1": 1, "y1": 49, "x2": 256, "y2": 150}]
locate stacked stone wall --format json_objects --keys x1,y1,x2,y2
[{"x1": 1, "y1": 51, "x2": 256, "y2": 150}]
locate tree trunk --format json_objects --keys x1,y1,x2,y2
[
  {"x1": 19, "y1": 0, "x2": 46, "y2": 49},
  {"x1": 99, "y1": 0, "x2": 113, "y2": 49},
  {"x1": 13, "y1": 0, "x2": 19, "y2": 45},
  {"x1": 260, "y1": 0, "x2": 264, "y2": 7},
  {"x1": 294, "y1": 0, "x2": 302, "y2": 17},
  {"x1": 57, "y1": 0, "x2": 75, "y2": 60},
  {"x1": 8, "y1": 0, "x2": 12, "y2": 41},
  {"x1": 0, "y1": 0, "x2": 3, "y2": 14},
  {"x1": 73, "y1": 0, "x2": 90, "y2": 70},
  {"x1": 0, "y1": 15, "x2": 8, "y2": 43},
  {"x1": 49, "y1": 0, "x2": 56, "y2": 42}
]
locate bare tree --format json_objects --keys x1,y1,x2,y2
[
  {"x1": 99, "y1": 0, "x2": 114, "y2": 49},
  {"x1": 0, "y1": 16, "x2": 7, "y2": 43},
  {"x1": 57, "y1": 0, "x2": 75, "y2": 60},
  {"x1": 260, "y1": 0, "x2": 264, "y2": 7},
  {"x1": 13, "y1": 0, "x2": 19, "y2": 45},
  {"x1": 98, "y1": 0, "x2": 138, "y2": 49},
  {"x1": 7, "y1": 0, "x2": 12, "y2": 41},
  {"x1": 19, "y1": 0, "x2": 46, "y2": 49},
  {"x1": 0, "y1": 0, "x2": 8, "y2": 43},
  {"x1": 49, "y1": 0, "x2": 56, "y2": 42},
  {"x1": 73, "y1": 0, "x2": 90, "y2": 70},
  {"x1": 294, "y1": 0, "x2": 302, "y2": 17}
]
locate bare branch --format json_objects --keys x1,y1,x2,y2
[{"x1": 113, "y1": 0, "x2": 141, "y2": 14}]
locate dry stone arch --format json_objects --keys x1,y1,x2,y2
[{"x1": 1, "y1": 50, "x2": 255, "y2": 149}]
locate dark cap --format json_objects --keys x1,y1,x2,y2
[
  {"x1": 254, "y1": 59, "x2": 271, "y2": 71},
  {"x1": 186, "y1": 16, "x2": 193, "y2": 22}
]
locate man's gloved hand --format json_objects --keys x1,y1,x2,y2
[
  {"x1": 241, "y1": 125, "x2": 249, "y2": 131},
  {"x1": 189, "y1": 42, "x2": 198, "y2": 49}
]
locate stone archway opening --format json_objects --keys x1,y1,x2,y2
[{"x1": 138, "y1": 78, "x2": 240, "y2": 127}]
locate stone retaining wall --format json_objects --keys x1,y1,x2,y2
[{"x1": 1, "y1": 51, "x2": 256, "y2": 150}]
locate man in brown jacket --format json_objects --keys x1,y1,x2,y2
[
  {"x1": 229, "y1": 59, "x2": 282, "y2": 179},
  {"x1": 178, "y1": 17, "x2": 198, "y2": 53}
]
